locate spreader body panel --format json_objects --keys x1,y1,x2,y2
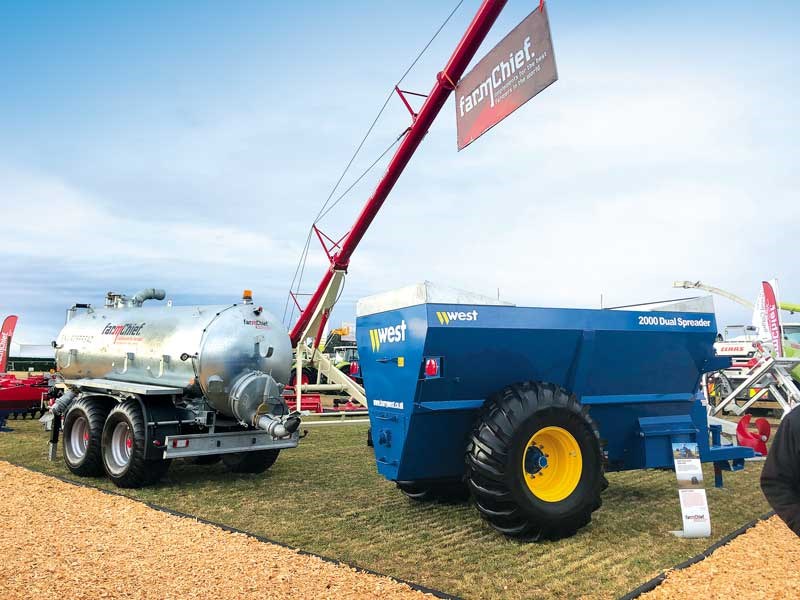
[{"x1": 356, "y1": 295, "x2": 752, "y2": 483}]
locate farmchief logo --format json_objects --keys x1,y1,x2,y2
[{"x1": 101, "y1": 322, "x2": 146, "y2": 342}]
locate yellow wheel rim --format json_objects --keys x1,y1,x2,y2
[{"x1": 522, "y1": 426, "x2": 582, "y2": 503}]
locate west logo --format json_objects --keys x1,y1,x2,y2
[
  {"x1": 435, "y1": 310, "x2": 479, "y2": 325},
  {"x1": 369, "y1": 320, "x2": 407, "y2": 352}
]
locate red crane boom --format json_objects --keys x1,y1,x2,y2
[{"x1": 289, "y1": 0, "x2": 508, "y2": 346}]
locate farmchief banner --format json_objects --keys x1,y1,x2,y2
[{"x1": 454, "y1": 2, "x2": 557, "y2": 150}]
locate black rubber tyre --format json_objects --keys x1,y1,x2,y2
[
  {"x1": 397, "y1": 480, "x2": 470, "y2": 503},
  {"x1": 190, "y1": 454, "x2": 222, "y2": 465},
  {"x1": 466, "y1": 381, "x2": 604, "y2": 540},
  {"x1": 288, "y1": 367, "x2": 323, "y2": 387},
  {"x1": 101, "y1": 400, "x2": 171, "y2": 488},
  {"x1": 366, "y1": 427, "x2": 373, "y2": 447},
  {"x1": 397, "y1": 480, "x2": 436, "y2": 501},
  {"x1": 63, "y1": 397, "x2": 110, "y2": 477},
  {"x1": 222, "y1": 449, "x2": 280, "y2": 474}
]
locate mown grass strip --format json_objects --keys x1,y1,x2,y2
[{"x1": 0, "y1": 419, "x2": 771, "y2": 599}]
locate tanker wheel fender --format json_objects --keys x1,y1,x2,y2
[
  {"x1": 222, "y1": 449, "x2": 280, "y2": 474},
  {"x1": 62, "y1": 396, "x2": 112, "y2": 477},
  {"x1": 101, "y1": 399, "x2": 171, "y2": 488},
  {"x1": 466, "y1": 381, "x2": 604, "y2": 540}
]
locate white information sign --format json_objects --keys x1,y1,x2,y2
[{"x1": 671, "y1": 442, "x2": 711, "y2": 538}]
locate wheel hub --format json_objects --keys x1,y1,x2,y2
[
  {"x1": 524, "y1": 446, "x2": 548, "y2": 475},
  {"x1": 106, "y1": 421, "x2": 134, "y2": 476},
  {"x1": 522, "y1": 426, "x2": 582, "y2": 503},
  {"x1": 67, "y1": 415, "x2": 90, "y2": 462}
]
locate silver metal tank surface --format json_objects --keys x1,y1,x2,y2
[{"x1": 55, "y1": 299, "x2": 292, "y2": 417}]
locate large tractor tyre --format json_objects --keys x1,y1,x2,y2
[
  {"x1": 101, "y1": 400, "x2": 171, "y2": 488},
  {"x1": 222, "y1": 449, "x2": 280, "y2": 474},
  {"x1": 397, "y1": 480, "x2": 470, "y2": 503},
  {"x1": 63, "y1": 397, "x2": 110, "y2": 477},
  {"x1": 466, "y1": 381, "x2": 604, "y2": 540}
]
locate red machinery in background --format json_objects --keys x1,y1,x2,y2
[
  {"x1": 0, "y1": 314, "x2": 52, "y2": 425},
  {"x1": 0, "y1": 374, "x2": 51, "y2": 424},
  {"x1": 736, "y1": 414, "x2": 771, "y2": 456}
]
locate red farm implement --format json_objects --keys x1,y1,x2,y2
[{"x1": 0, "y1": 374, "x2": 51, "y2": 422}]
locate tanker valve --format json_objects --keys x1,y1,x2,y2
[{"x1": 256, "y1": 413, "x2": 301, "y2": 438}]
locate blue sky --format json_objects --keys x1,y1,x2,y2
[{"x1": 1, "y1": 0, "x2": 798, "y2": 344}]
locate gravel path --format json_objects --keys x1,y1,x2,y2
[
  {"x1": 641, "y1": 516, "x2": 800, "y2": 599},
  {"x1": 0, "y1": 461, "x2": 436, "y2": 600}
]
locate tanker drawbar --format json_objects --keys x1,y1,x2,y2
[{"x1": 43, "y1": 288, "x2": 301, "y2": 488}]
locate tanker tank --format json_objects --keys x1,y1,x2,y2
[{"x1": 45, "y1": 288, "x2": 301, "y2": 488}]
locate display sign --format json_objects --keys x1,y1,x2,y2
[
  {"x1": 753, "y1": 279, "x2": 784, "y2": 356},
  {"x1": 0, "y1": 315, "x2": 18, "y2": 373},
  {"x1": 762, "y1": 280, "x2": 783, "y2": 357},
  {"x1": 671, "y1": 442, "x2": 711, "y2": 538},
  {"x1": 454, "y1": 3, "x2": 558, "y2": 150}
]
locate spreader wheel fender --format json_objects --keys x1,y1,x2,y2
[
  {"x1": 62, "y1": 397, "x2": 110, "y2": 477},
  {"x1": 466, "y1": 381, "x2": 603, "y2": 540}
]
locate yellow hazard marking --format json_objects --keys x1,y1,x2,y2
[{"x1": 369, "y1": 330, "x2": 380, "y2": 352}]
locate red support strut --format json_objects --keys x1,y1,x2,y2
[{"x1": 290, "y1": 0, "x2": 508, "y2": 346}]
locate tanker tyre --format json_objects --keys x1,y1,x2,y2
[
  {"x1": 145, "y1": 458, "x2": 172, "y2": 485},
  {"x1": 222, "y1": 449, "x2": 280, "y2": 474},
  {"x1": 63, "y1": 397, "x2": 110, "y2": 477},
  {"x1": 190, "y1": 454, "x2": 222, "y2": 465},
  {"x1": 101, "y1": 400, "x2": 169, "y2": 488},
  {"x1": 466, "y1": 381, "x2": 603, "y2": 541}
]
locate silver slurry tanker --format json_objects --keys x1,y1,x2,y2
[{"x1": 46, "y1": 288, "x2": 301, "y2": 488}]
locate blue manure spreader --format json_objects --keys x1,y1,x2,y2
[{"x1": 356, "y1": 283, "x2": 753, "y2": 540}]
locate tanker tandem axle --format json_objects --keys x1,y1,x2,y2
[
  {"x1": 356, "y1": 284, "x2": 755, "y2": 540},
  {"x1": 46, "y1": 288, "x2": 301, "y2": 488}
]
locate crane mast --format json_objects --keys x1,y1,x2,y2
[
  {"x1": 674, "y1": 280, "x2": 799, "y2": 313},
  {"x1": 289, "y1": 0, "x2": 508, "y2": 348},
  {"x1": 673, "y1": 280, "x2": 755, "y2": 309}
]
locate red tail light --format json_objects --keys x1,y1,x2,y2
[
  {"x1": 425, "y1": 358, "x2": 440, "y2": 378},
  {"x1": 349, "y1": 361, "x2": 360, "y2": 376}
]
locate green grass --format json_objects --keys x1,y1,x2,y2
[{"x1": 0, "y1": 418, "x2": 769, "y2": 599}]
